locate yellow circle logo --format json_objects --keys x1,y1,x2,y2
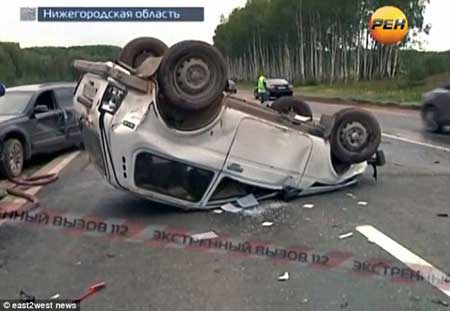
[{"x1": 369, "y1": 6, "x2": 409, "y2": 45}]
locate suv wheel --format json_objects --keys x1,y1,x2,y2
[
  {"x1": 331, "y1": 108, "x2": 381, "y2": 164},
  {"x1": 0, "y1": 138, "x2": 24, "y2": 179},
  {"x1": 158, "y1": 40, "x2": 227, "y2": 111},
  {"x1": 422, "y1": 106, "x2": 442, "y2": 133}
]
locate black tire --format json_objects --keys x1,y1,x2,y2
[
  {"x1": 119, "y1": 37, "x2": 168, "y2": 68},
  {"x1": 158, "y1": 41, "x2": 227, "y2": 111},
  {"x1": 422, "y1": 105, "x2": 442, "y2": 133},
  {"x1": 330, "y1": 108, "x2": 381, "y2": 164},
  {"x1": 271, "y1": 97, "x2": 313, "y2": 119},
  {"x1": 0, "y1": 138, "x2": 24, "y2": 179}
]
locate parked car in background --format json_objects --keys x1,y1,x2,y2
[
  {"x1": 254, "y1": 78, "x2": 293, "y2": 100},
  {"x1": 0, "y1": 82, "x2": 82, "y2": 178},
  {"x1": 421, "y1": 81, "x2": 450, "y2": 133}
]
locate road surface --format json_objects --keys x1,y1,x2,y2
[{"x1": 0, "y1": 92, "x2": 449, "y2": 311}]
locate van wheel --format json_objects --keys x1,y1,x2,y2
[
  {"x1": 0, "y1": 139, "x2": 24, "y2": 179},
  {"x1": 119, "y1": 37, "x2": 168, "y2": 68},
  {"x1": 331, "y1": 108, "x2": 381, "y2": 164},
  {"x1": 158, "y1": 41, "x2": 227, "y2": 111},
  {"x1": 271, "y1": 97, "x2": 313, "y2": 120}
]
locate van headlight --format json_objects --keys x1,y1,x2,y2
[{"x1": 100, "y1": 85, "x2": 127, "y2": 114}]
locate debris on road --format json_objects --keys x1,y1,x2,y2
[
  {"x1": 191, "y1": 231, "x2": 219, "y2": 241},
  {"x1": 277, "y1": 272, "x2": 289, "y2": 281},
  {"x1": 106, "y1": 253, "x2": 116, "y2": 258},
  {"x1": 301, "y1": 298, "x2": 309, "y2": 304},
  {"x1": 50, "y1": 294, "x2": 60, "y2": 300},
  {"x1": 221, "y1": 203, "x2": 242, "y2": 214},
  {"x1": 432, "y1": 299, "x2": 449, "y2": 307},
  {"x1": 237, "y1": 194, "x2": 259, "y2": 209},
  {"x1": 340, "y1": 301, "x2": 349, "y2": 309},
  {"x1": 75, "y1": 261, "x2": 82, "y2": 266},
  {"x1": 346, "y1": 193, "x2": 357, "y2": 199},
  {"x1": 212, "y1": 209, "x2": 223, "y2": 214},
  {"x1": 262, "y1": 221, "x2": 274, "y2": 227},
  {"x1": 302, "y1": 203, "x2": 315, "y2": 209},
  {"x1": 339, "y1": 232, "x2": 354, "y2": 240},
  {"x1": 20, "y1": 290, "x2": 36, "y2": 302},
  {"x1": 437, "y1": 213, "x2": 449, "y2": 218},
  {"x1": 357, "y1": 201, "x2": 368, "y2": 206},
  {"x1": 73, "y1": 282, "x2": 106, "y2": 304}
]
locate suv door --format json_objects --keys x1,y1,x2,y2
[
  {"x1": 54, "y1": 87, "x2": 81, "y2": 145},
  {"x1": 30, "y1": 90, "x2": 66, "y2": 153}
]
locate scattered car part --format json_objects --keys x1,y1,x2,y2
[
  {"x1": 262, "y1": 221, "x2": 274, "y2": 227},
  {"x1": 302, "y1": 203, "x2": 315, "y2": 209},
  {"x1": 191, "y1": 231, "x2": 219, "y2": 241},
  {"x1": 72, "y1": 282, "x2": 106, "y2": 304},
  {"x1": 118, "y1": 37, "x2": 168, "y2": 68},
  {"x1": 271, "y1": 97, "x2": 313, "y2": 121},
  {"x1": 339, "y1": 232, "x2": 354, "y2": 239},
  {"x1": 221, "y1": 203, "x2": 242, "y2": 214},
  {"x1": 20, "y1": 290, "x2": 36, "y2": 302},
  {"x1": 357, "y1": 201, "x2": 368, "y2": 206},
  {"x1": 236, "y1": 194, "x2": 258, "y2": 208},
  {"x1": 277, "y1": 272, "x2": 290, "y2": 281}
]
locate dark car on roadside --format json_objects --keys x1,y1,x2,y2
[
  {"x1": 0, "y1": 82, "x2": 82, "y2": 178},
  {"x1": 421, "y1": 80, "x2": 450, "y2": 133},
  {"x1": 254, "y1": 78, "x2": 293, "y2": 100}
]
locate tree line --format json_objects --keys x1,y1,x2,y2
[
  {"x1": 0, "y1": 42, "x2": 120, "y2": 87},
  {"x1": 213, "y1": 0, "x2": 443, "y2": 84}
]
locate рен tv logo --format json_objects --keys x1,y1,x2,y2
[{"x1": 369, "y1": 6, "x2": 409, "y2": 45}]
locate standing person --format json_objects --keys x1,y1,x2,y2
[{"x1": 257, "y1": 73, "x2": 268, "y2": 104}]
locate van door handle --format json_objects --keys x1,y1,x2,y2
[{"x1": 227, "y1": 163, "x2": 243, "y2": 173}]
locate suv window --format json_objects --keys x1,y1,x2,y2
[
  {"x1": 134, "y1": 153, "x2": 214, "y2": 202},
  {"x1": 35, "y1": 90, "x2": 56, "y2": 111},
  {"x1": 54, "y1": 87, "x2": 75, "y2": 107}
]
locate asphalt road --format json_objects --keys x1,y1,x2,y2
[{"x1": 0, "y1": 92, "x2": 449, "y2": 311}]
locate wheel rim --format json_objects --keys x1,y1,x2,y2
[
  {"x1": 8, "y1": 142, "x2": 23, "y2": 176},
  {"x1": 339, "y1": 121, "x2": 369, "y2": 152},
  {"x1": 175, "y1": 57, "x2": 211, "y2": 96}
]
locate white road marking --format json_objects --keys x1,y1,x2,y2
[
  {"x1": 382, "y1": 133, "x2": 450, "y2": 153},
  {"x1": 357, "y1": 225, "x2": 450, "y2": 297}
]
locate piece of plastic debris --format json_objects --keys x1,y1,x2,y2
[
  {"x1": 20, "y1": 290, "x2": 36, "y2": 302},
  {"x1": 191, "y1": 231, "x2": 219, "y2": 241},
  {"x1": 432, "y1": 299, "x2": 449, "y2": 307},
  {"x1": 73, "y1": 282, "x2": 106, "y2": 304},
  {"x1": 237, "y1": 194, "x2": 259, "y2": 209},
  {"x1": 346, "y1": 193, "x2": 357, "y2": 199},
  {"x1": 262, "y1": 221, "x2": 274, "y2": 227},
  {"x1": 212, "y1": 209, "x2": 223, "y2": 214},
  {"x1": 339, "y1": 232, "x2": 354, "y2": 239},
  {"x1": 221, "y1": 203, "x2": 242, "y2": 214},
  {"x1": 75, "y1": 261, "x2": 82, "y2": 266},
  {"x1": 50, "y1": 294, "x2": 60, "y2": 300},
  {"x1": 357, "y1": 201, "x2": 368, "y2": 206},
  {"x1": 106, "y1": 253, "x2": 116, "y2": 258},
  {"x1": 305, "y1": 217, "x2": 311, "y2": 222},
  {"x1": 277, "y1": 272, "x2": 289, "y2": 281},
  {"x1": 437, "y1": 213, "x2": 449, "y2": 218},
  {"x1": 302, "y1": 204, "x2": 315, "y2": 209},
  {"x1": 301, "y1": 298, "x2": 309, "y2": 304}
]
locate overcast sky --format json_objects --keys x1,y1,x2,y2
[{"x1": 0, "y1": 0, "x2": 448, "y2": 51}]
